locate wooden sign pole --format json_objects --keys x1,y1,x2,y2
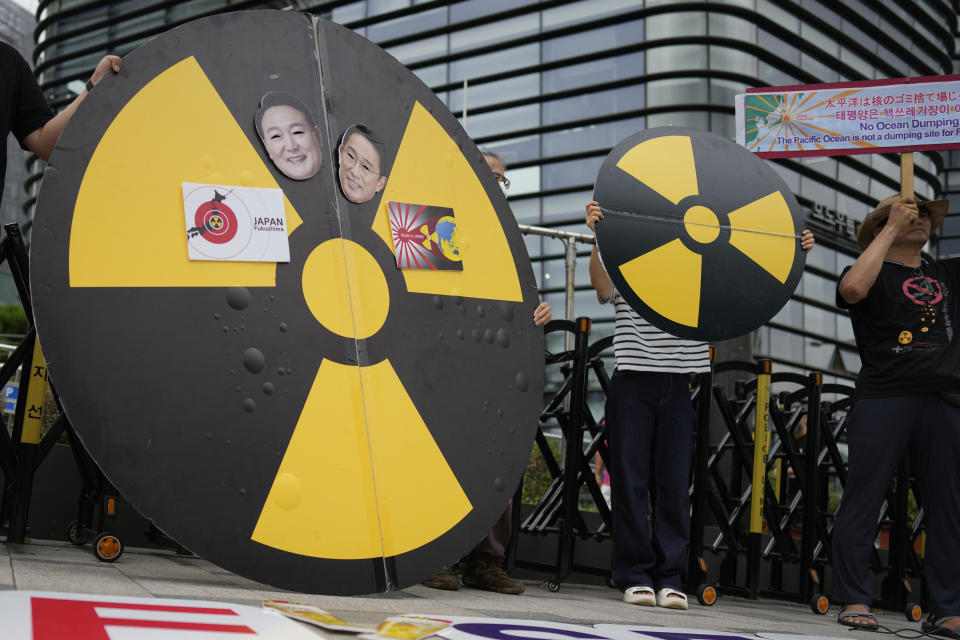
[{"x1": 901, "y1": 151, "x2": 914, "y2": 197}]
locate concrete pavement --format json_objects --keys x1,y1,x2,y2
[{"x1": 0, "y1": 539, "x2": 910, "y2": 638}]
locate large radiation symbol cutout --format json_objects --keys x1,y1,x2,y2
[
  {"x1": 593, "y1": 127, "x2": 805, "y2": 342},
  {"x1": 30, "y1": 11, "x2": 543, "y2": 595}
]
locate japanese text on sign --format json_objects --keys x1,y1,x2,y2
[{"x1": 735, "y1": 76, "x2": 960, "y2": 158}]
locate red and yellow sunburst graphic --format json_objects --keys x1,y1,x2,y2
[
  {"x1": 387, "y1": 201, "x2": 461, "y2": 270},
  {"x1": 744, "y1": 89, "x2": 879, "y2": 153}
]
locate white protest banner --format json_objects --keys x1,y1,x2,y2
[
  {"x1": 735, "y1": 75, "x2": 960, "y2": 158},
  {"x1": 1, "y1": 591, "x2": 318, "y2": 640}
]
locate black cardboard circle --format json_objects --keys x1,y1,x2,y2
[
  {"x1": 593, "y1": 126, "x2": 805, "y2": 342},
  {"x1": 30, "y1": 11, "x2": 543, "y2": 594}
]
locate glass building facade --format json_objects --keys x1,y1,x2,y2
[{"x1": 23, "y1": 0, "x2": 960, "y2": 383}]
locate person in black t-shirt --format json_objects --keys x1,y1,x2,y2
[
  {"x1": 1, "y1": 42, "x2": 121, "y2": 206},
  {"x1": 834, "y1": 193, "x2": 960, "y2": 637}
]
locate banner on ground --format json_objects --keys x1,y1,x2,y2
[{"x1": 735, "y1": 75, "x2": 960, "y2": 158}]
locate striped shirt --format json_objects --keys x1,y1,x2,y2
[{"x1": 601, "y1": 289, "x2": 711, "y2": 374}]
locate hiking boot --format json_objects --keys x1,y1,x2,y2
[
  {"x1": 461, "y1": 553, "x2": 524, "y2": 594},
  {"x1": 422, "y1": 566, "x2": 460, "y2": 590}
]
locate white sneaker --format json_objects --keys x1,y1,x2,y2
[
  {"x1": 656, "y1": 587, "x2": 688, "y2": 610},
  {"x1": 623, "y1": 585, "x2": 655, "y2": 606}
]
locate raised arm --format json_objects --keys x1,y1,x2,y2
[
  {"x1": 838, "y1": 199, "x2": 917, "y2": 305},
  {"x1": 585, "y1": 200, "x2": 613, "y2": 301},
  {"x1": 22, "y1": 55, "x2": 122, "y2": 161}
]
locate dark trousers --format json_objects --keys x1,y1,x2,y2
[
  {"x1": 607, "y1": 369, "x2": 693, "y2": 591},
  {"x1": 473, "y1": 501, "x2": 511, "y2": 560},
  {"x1": 832, "y1": 394, "x2": 960, "y2": 618}
]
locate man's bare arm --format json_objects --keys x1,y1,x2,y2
[
  {"x1": 585, "y1": 200, "x2": 612, "y2": 301},
  {"x1": 22, "y1": 55, "x2": 122, "y2": 161}
]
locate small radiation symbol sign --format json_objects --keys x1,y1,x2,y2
[
  {"x1": 898, "y1": 330, "x2": 913, "y2": 344},
  {"x1": 194, "y1": 194, "x2": 238, "y2": 244}
]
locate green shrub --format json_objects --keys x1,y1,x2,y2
[
  {"x1": 0, "y1": 304, "x2": 26, "y2": 336},
  {"x1": 522, "y1": 437, "x2": 560, "y2": 504}
]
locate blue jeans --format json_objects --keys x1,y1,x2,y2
[{"x1": 606, "y1": 369, "x2": 693, "y2": 591}]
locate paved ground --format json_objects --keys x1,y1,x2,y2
[{"x1": 1, "y1": 539, "x2": 901, "y2": 638}]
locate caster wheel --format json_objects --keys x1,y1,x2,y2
[
  {"x1": 547, "y1": 579, "x2": 560, "y2": 592},
  {"x1": 94, "y1": 532, "x2": 123, "y2": 562},
  {"x1": 66, "y1": 520, "x2": 84, "y2": 545},
  {"x1": 905, "y1": 602, "x2": 922, "y2": 623},
  {"x1": 697, "y1": 584, "x2": 718, "y2": 606},
  {"x1": 810, "y1": 594, "x2": 830, "y2": 615}
]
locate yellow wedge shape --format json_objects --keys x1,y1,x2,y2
[
  {"x1": 616, "y1": 136, "x2": 698, "y2": 205},
  {"x1": 69, "y1": 56, "x2": 303, "y2": 288},
  {"x1": 619, "y1": 239, "x2": 702, "y2": 327},
  {"x1": 727, "y1": 192, "x2": 795, "y2": 284},
  {"x1": 374, "y1": 102, "x2": 522, "y2": 301},
  {"x1": 252, "y1": 359, "x2": 471, "y2": 559}
]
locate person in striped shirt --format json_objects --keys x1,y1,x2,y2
[{"x1": 586, "y1": 200, "x2": 814, "y2": 609}]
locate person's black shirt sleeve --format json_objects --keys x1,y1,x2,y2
[
  {"x1": 3, "y1": 42, "x2": 54, "y2": 148},
  {"x1": 836, "y1": 265, "x2": 856, "y2": 310}
]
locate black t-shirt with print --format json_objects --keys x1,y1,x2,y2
[
  {"x1": 1, "y1": 41, "x2": 54, "y2": 204},
  {"x1": 837, "y1": 258, "x2": 960, "y2": 398}
]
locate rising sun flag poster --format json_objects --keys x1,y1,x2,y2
[{"x1": 736, "y1": 75, "x2": 960, "y2": 158}]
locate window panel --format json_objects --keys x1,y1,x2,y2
[
  {"x1": 542, "y1": 52, "x2": 644, "y2": 93},
  {"x1": 369, "y1": 0, "x2": 409, "y2": 16},
  {"x1": 509, "y1": 198, "x2": 542, "y2": 225},
  {"x1": 646, "y1": 11, "x2": 706, "y2": 37},
  {"x1": 452, "y1": 74, "x2": 540, "y2": 110},
  {"x1": 803, "y1": 304, "x2": 836, "y2": 338},
  {"x1": 839, "y1": 47, "x2": 873, "y2": 78},
  {"x1": 416, "y1": 64, "x2": 447, "y2": 88},
  {"x1": 710, "y1": 112, "x2": 735, "y2": 138},
  {"x1": 543, "y1": 117, "x2": 645, "y2": 157},
  {"x1": 773, "y1": 299, "x2": 802, "y2": 329},
  {"x1": 451, "y1": 0, "x2": 536, "y2": 23},
  {"x1": 646, "y1": 77, "x2": 707, "y2": 107},
  {"x1": 506, "y1": 165, "x2": 541, "y2": 196},
  {"x1": 540, "y1": 156, "x2": 602, "y2": 192},
  {"x1": 450, "y1": 44, "x2": 539, "y2": 83},
  {"x1": 387, "y1": 34, "x2": 448, "y2": 65},
  {"x1": 647, "y1": 44, "x2": 707, "y2": 73},
  {"x1": 758, "y1": 61, "x2": 799, "y2": 87},
  {"x1": 709, "y1": 46, "x2": 758, "y2": 75},
  {"x1": 836, "y1": 314, "x2": 854, "y2": 343},
  {"x1": 542, "y1": 0, "x2": 639, "y2": 29},
  {"x1": 463, "y1": 104, "x2": 539, "y2": 138},
  {"x1": 543, "y1": 19, "x2": 645, "y2": 63},
  {"x1": 800, "y1": 175, "x2": 837, "y2": 211},
  {"x1": 799, "y1": 51, "x2": 838, "y2": 82},
  {"x1": 770, "y1": 327, "x2": 804, "y2": 362},
  {"x1": 805, "y1": 339, "x2": 834, "y2": 370},
  {"x1": 805, "y1": 245, "x2": 837, "y2": 274},
  {"x1": 839, "y1": 348, "x2": 861, "y2": 372},
  {"x1": 708, "y1": 12, "x2": 757, "y2": 40},
  {"x1": 543, "y1": 85, "x2": 644, "y2": 125},
  {"x1": 542, "y1": 191, "x2": 594, "y2": 224},
  {"x1": 709, "y1": 78, "x2": 748, "y2": 107},
  {"x1": 450, "y1": 14, "x2": 539, "y2": 54},
  {"x1": 758, "y1": 30, "x2": 799, "y2": 66},
  {"x1": 480, "y1": 134, "x2": 541, "y2": 166},
  {"x1": 647, "y1": 111, "x2": 709, "y2": 130},
  {"x1": 801, "y1": 273, "x2": 835, "y2": 305},
  {"x1": 756, "y1": 0, "x2": 799, "y2": 31},
  {"x1": 368, "y1": 7, "x2": 447, "y2": 42}
]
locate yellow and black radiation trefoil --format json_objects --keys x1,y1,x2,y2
[
  {"x1": 593, "y1": 127, "x2": 805, "y2": 342},
  {"x1": 29, "y1": 11, "x2": 542, "y2": 595}
]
